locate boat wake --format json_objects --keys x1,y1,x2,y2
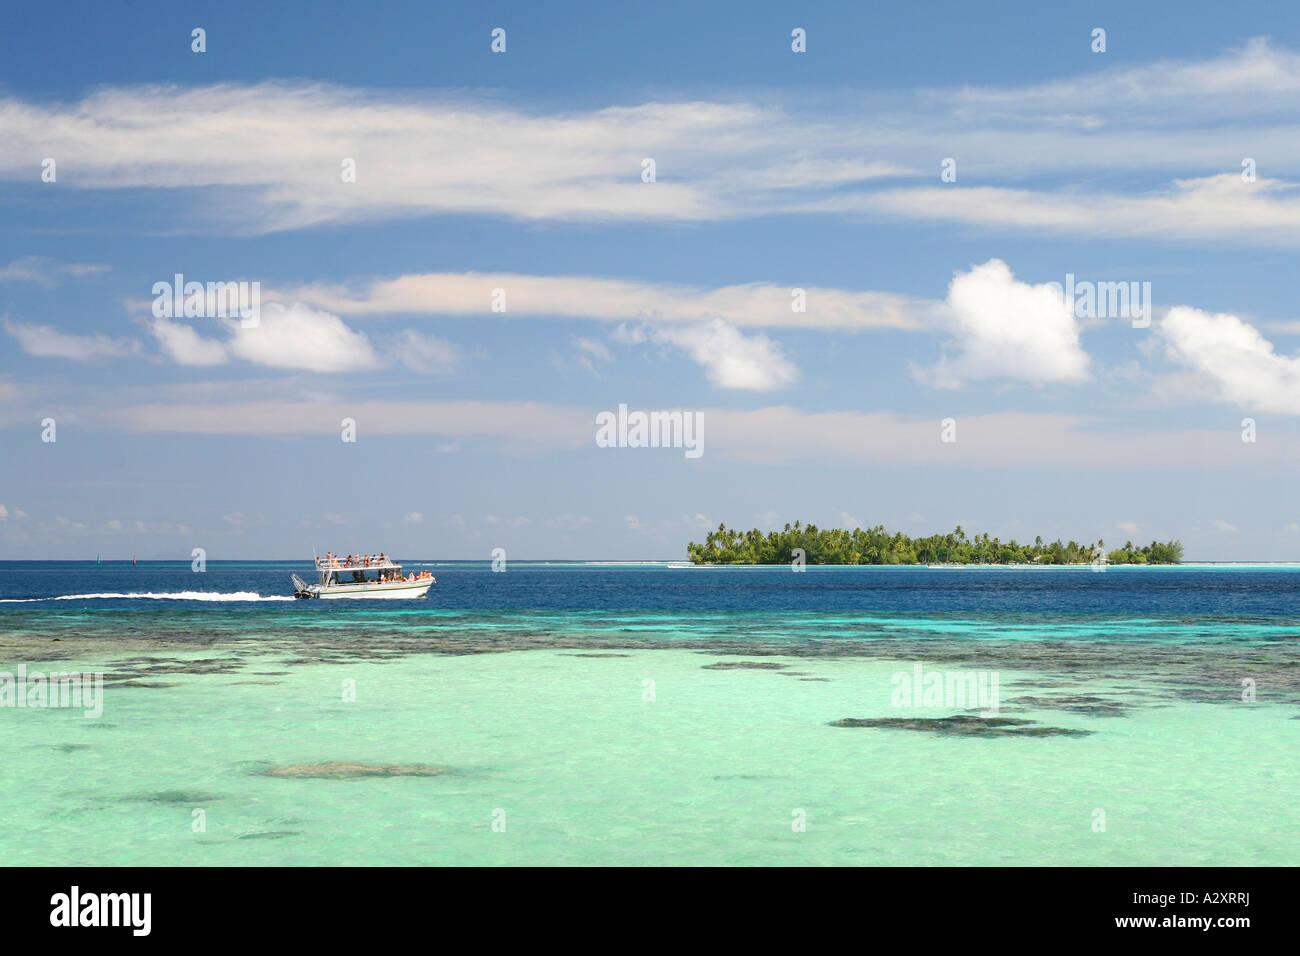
[{"x1": 0, "y1": 591, "x2": 294, "y2": 603}]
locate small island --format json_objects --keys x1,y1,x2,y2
[{"x1": 687, "y1": 522, "x2": 1183, "y2": 566}]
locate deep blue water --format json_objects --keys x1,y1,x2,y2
[{"x1": 1, "y1": 561, "x2": 1298, "y2": 617}]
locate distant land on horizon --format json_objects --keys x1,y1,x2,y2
[{"x1": 688, "y1": 522, "x2": 1186, "y2": 566}]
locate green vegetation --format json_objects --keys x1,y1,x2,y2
[
  {"x1": 686, "y1": 523, "x2": 1183, "y2": 566},
  {"x1": 1105, "y1": 540, "x2": 1184, "y2": 565}
]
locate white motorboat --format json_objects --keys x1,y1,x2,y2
[{"x1": 292, "y1": 553, "x2": 434, "y2": 600}]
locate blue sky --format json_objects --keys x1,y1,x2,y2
[{"x1": 2, "y1": 0, "x2": 1300, "y2": 559}]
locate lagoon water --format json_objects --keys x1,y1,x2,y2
[{"x1": 1, "y1": 562, "x2": 1296, "y2": 865}]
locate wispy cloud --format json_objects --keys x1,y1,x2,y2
[
  {"x1": 389, "y1": 330, "x2": 461, "y2": 375},
  {"x1": 0, "y1": 83, "x2": 896, "y2": 231},
  {"x1": 4, "y1": 40, "x2": 1296, "y2": 236},
  {"x1": 851, "y1": 175, "x2": 1300, "y2": 245},
  {"x1": 76, "y1": 398, "x2": 1296, "y2": 470},
  {"x1": 0, "y1": 256, "x2": 109, "y2": 285},
  {"x1": 573, "y1": 337, "x2": 612, "y2": 376},
  {"x1": 944, "y1": 37, "x2": 1300, "y2": 117},
  {"x1": 148, "y1": 303, "x2": 459, "y2": 374},
  {"x1": 4, "y1": 319, "x2": 138, "y2": 361},
  {"x1": 274, "y1": 272, "x2": 928, "y2": 331}
]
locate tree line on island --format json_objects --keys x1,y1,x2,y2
[{"x1": 686, "y1": 522, "x2": 1184, "y2": 566}]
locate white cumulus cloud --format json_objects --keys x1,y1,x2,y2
[
  {"x1": 913, "y1": 259, "x2": 1090, "y2": 388},
  {"x1": 150, "y1": 304, "x2": 455, "y2": 375},
  {"x1": 149, "y1": 316, "x2": 229, "y2": 365},
  {"x1": 654, "y1": 318, "x2": 799, "y2": 390},
  {"x1": 228, "y1": 302, "x2": 381, "y2": 373},
  {"x1": 1160, "y1": 305, "x2": 1300, "y2": 414}
]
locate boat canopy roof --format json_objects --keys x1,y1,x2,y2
[{"x1": 318, "y1": 556, "x2": 401, "y2": 571}]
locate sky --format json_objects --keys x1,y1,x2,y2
[{"x1": 2, "y1": 0, "x2": 1300, "y2": 560}]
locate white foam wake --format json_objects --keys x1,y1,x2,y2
[{"x1": 0, "y1": 591, "x2": 294, "y2": 603}]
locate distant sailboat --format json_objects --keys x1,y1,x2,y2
[
  {"x1": 96, "y1": 554, "x2": 100, "y2": 566},
  {"x1": 132, "y1": 556, "x2": 137, "y2": 566}
]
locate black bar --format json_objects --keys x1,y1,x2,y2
[{"x1": 5, "y1": 866, "x2": 1283, "y2": 943}]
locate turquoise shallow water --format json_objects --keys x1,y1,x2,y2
[
  {"x1": 1, "y1": 645, "x2": 1296, "y2": 865},
  {"x1": 1, "y1": 563, "x2": 1297, "y2": 865}
]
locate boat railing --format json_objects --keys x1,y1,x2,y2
[{"x1": 316, "y1": 556, "x2": 401, "y2": 570}]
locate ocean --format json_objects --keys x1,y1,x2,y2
[{"x1": 1, "y1": 561, "x2": 1296, "y2": 865}]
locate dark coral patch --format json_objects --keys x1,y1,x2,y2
[
  {"x1": 129, "y1": 790, "x2": 222, "y2": 803},
  {"x1": 703, "y1": 661, "x2": 787, "y2": 670},
  {"x1": 262, "y1": 762, "x2": 449, "y2": 779},
  {"x1": 830, "y1": 715, "x2": 1091, "y2": 737},
  {"x1": 1007, "y1": 695, "x2": 1129, "y2": 716}
]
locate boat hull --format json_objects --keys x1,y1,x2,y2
[{"x1": 312, "y1": 581, "x2": 433, "y2": 600}]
